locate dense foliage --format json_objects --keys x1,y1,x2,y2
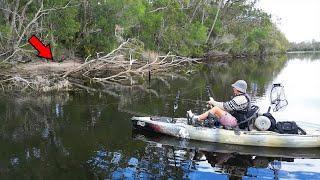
[
  {"x1": 0, "y1": 0, "x2": 289, "y2": 61},
  {"x1": 289, "y1": 40, "x2": 320, "y2": 52}
]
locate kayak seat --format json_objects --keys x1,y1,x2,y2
[{"x1": 237, "y1": 105, "x2": 260, "y2": 130}]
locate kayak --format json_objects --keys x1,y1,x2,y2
[
  {"x1": 131, "y1": 116, "x2": 320, "y2": 148},
  {"x1": 133, "y1": 130, "x2": 320, "y2": 159}
]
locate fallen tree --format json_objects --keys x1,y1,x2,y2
[
  {"x1": 0, "y1": 39, "x2": 202, "y2": 93},
  {"x1": 63, "y1": 38, "x2": 201, "y2": 84}
]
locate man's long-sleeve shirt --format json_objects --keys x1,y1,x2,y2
[{"x1": 212, "y1": 94, "x2": 249, "y2": 113}]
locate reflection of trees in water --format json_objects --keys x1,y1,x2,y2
[
  {"x1": 0, "y1": 91, "x2": 115, "y2": 139},
  {"x1": 86, "y1": 143, "x2": 226, "y2": 179},
  {"x1": 0, "y1": 92, "x2": 115, "y2": 177},
  {"x1": 204, "y1": 56, "x2": 288, "y2": 99},
  {"x1": 86, "y1": 144, "x2": 187, "y2": 179},
  {"x1": 87, "y1": 141, "x2": 297, "y2": 179},
  {"x1": 204, "y1": 152, "x2": 284, "y2": 179},
  {"x1": 130, "y1": 131, "x2": 320, "y2": 179},
  {"x1": 0, "y1": 90, "x2": 139, "y2": 178},
  {"x1": 0, "y1": 94, "x2": 72, "y2": 177},
  {"x1": 0, "y1": 94, "x2": 69, "y2": 141},
  {"x1": 287, "y1": 52, "x2": 320, "y2": 61}
]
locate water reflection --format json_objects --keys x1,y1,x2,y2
[
  {"x1": 287, "y1": 51, "x2": 320, "y2": 61},
  {"x1": 130, "y1": 131, "x2": 320, "y2": 179},
  {"x1": 86, "y1": 142, "x2": 230, "y2": 179},
  {"x1": 0, "y1": 93, "x2": 112, "y2": 178},
  {"x1": 86, "y1": 130, "x2": 320, "y2": 179}
]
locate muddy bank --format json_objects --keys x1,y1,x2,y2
[{"x1": 0, "y1": 61, "x2": 82, "y2": 92}]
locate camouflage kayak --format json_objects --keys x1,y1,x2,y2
[{"x1": 132, "y1": 116, "x2": 320, "y2": 148}]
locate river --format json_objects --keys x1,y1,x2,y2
[{"x1": 0, "y1": 52, "x2": 320, "y2": 179}]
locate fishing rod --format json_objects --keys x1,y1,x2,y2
[
  {"x1": 170, "y1": 86, "x2": 213, "y2": 120},
  {"x1": 205, "y1": 85, "x2": 214, "y2": 109},
  {"x1": 172, "y1": 90, "x2": 181, "y2": 122},
  {"x1": 170, "y1": 98, "x2": 207, "y2": 103},
  {"x1": 206, "y1": 85, "x2": 214, "y2": 98},
  {"x1": 203, "y1": 67, "x2": 215, "y2": 109}
]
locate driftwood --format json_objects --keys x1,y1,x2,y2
[{"x1": 63, "y1": 39, "x2": 201, "y2": 84}]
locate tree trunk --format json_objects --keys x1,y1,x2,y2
[{"x1": 206, "y1": 0, "x2": 223, "y2": 43}]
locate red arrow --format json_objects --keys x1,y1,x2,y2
[{"x1": 28, "y1": 35, "x2": 53, "y2": 60}]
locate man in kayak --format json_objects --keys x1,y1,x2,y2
[{"x1": 187, "y1": 80, "x2": 251, "y2": 128}]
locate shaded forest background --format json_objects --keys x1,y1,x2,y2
[{"x1": 0, "y1": 0, "x2": 289, "y2": 63}]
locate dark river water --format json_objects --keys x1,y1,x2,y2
[{"x1": 1, "y1": 52, "x2": 320, "y2": 179}]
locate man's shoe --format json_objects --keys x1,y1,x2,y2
[{"x1": 187, "y1": 110, "x2": 199, "y2": 125}]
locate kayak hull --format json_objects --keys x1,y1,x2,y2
[
  {"x1": 132, "y1": 116, "x2": 320, "y2": 148},
  {"x1": 133, "y1": 130, "x2": 320, "y2": 159}
]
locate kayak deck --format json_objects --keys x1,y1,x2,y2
[{"x1": 132, "y1": 116, "x2": 320, "y2": 148}]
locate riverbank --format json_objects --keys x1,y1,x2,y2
[{"x1": 0, "y1": 60, "x2": 82, "y2": 92}]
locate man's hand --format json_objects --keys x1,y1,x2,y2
[{"x1": 208, "y1": 97, "x2": 215, "y2": 105}]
